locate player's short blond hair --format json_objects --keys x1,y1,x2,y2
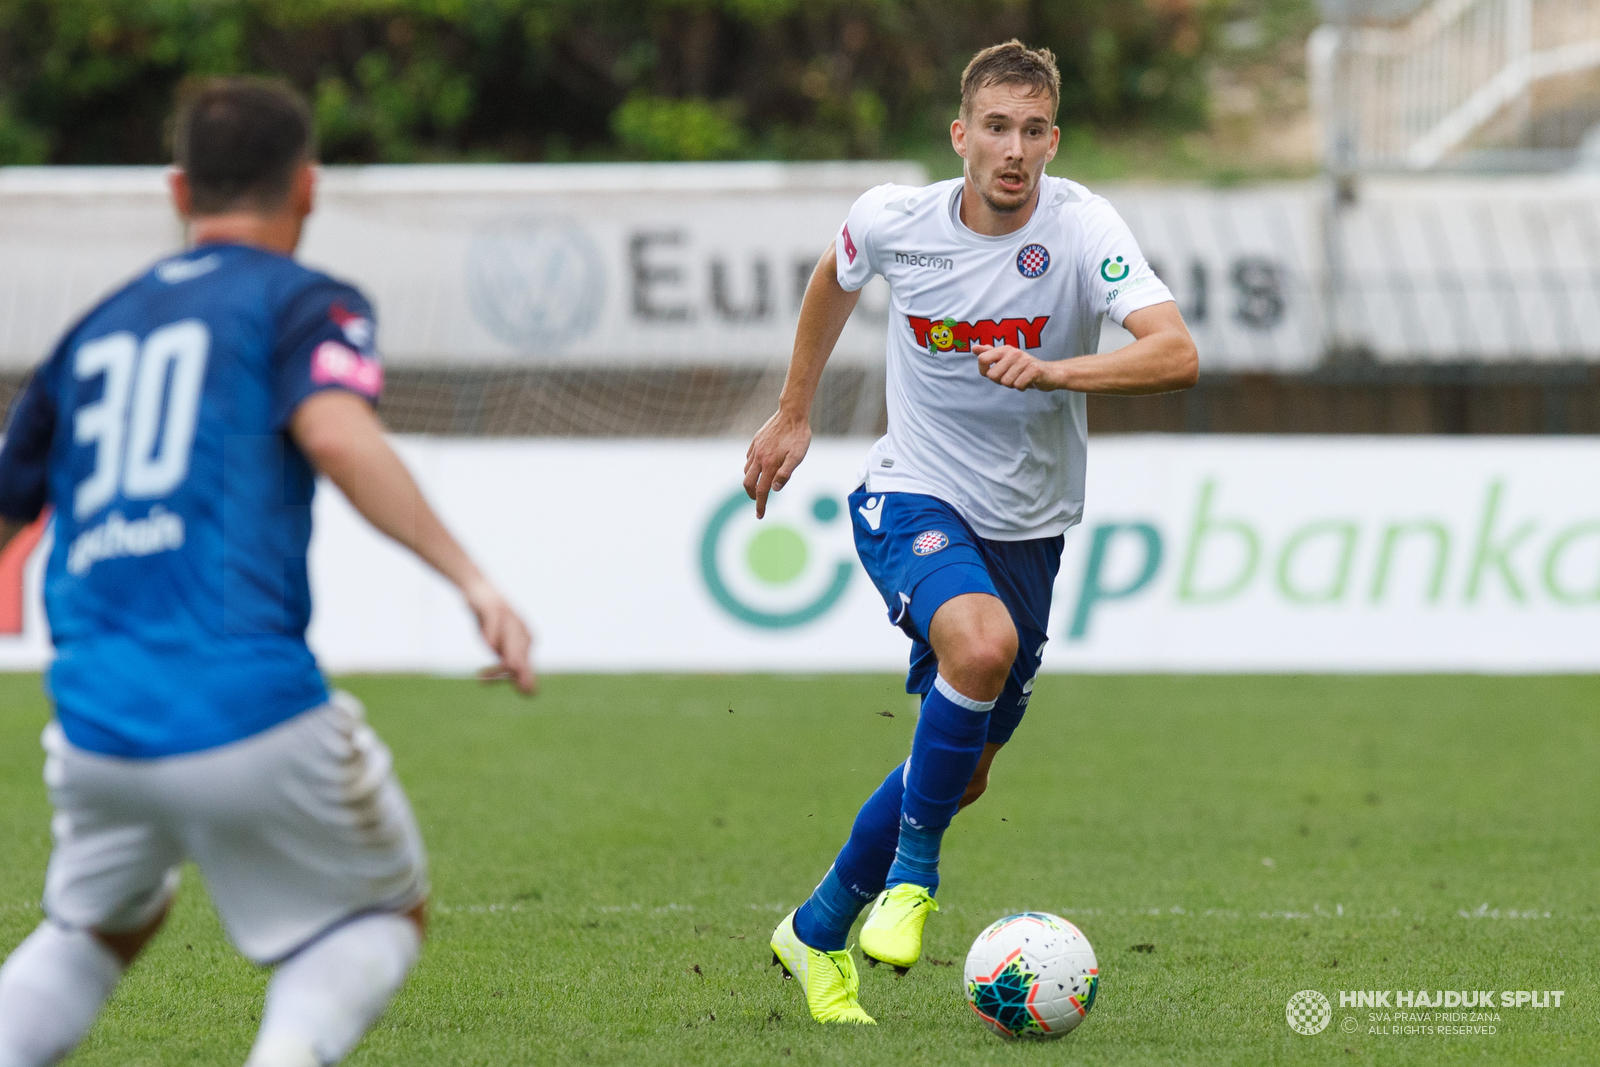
[{"x1": 959, "y1": 40, "x2": 1061, "y2": 119}]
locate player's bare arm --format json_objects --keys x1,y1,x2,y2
[
  {"x1": 742, "y1": 241, "x2": 861, "y2": 518},
  {"x1": 974, "y1": 301, "x2": 1198, "y2": 395},
  {"x1": 290, "y1": 390, "x2": 536, "y2": 695}
]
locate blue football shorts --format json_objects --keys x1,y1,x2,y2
[{"x1": 849, "y1": 487, "x2": 1064, "y2": 745}]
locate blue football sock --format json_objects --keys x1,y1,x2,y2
[
  {"x1": 887, "y1": 676, "x2": 994, "y2": 892},
  {"x1": 887, "y1": 815, "x2": 943, "y2": 889},
  {"x1": 793, "y1": 762, "x2": 906, "y2": 951},
  {"x1": 793, "y1": 866, "x2": 868, "y2": 952}
]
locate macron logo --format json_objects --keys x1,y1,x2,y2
[
  {"x1": 857, "y1": 495, "x2": 884, "y2": 530},
  {"x1": 842, "y1": 224, "x2": 858, "y2": 265},
  {"x1": 155, "y1": 254, "x2": 220, "y2": 284}
]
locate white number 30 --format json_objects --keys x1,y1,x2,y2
[{"x1": 72, "y1": 320, "x2": 210, "y2": 521}]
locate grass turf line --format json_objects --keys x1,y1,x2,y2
[{"x1": 1, "y1": 673, "x2": 1595, "y2": 1065}]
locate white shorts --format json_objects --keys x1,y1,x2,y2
[{"x1": 40, "y1": 691, "x2": 428, "y2": 964}]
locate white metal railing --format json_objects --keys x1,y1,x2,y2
[{"x1": 1310, "y1": 0, "x2": 1600, "y2": 171}]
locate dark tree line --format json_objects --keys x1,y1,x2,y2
[{"x1": 0, "y1": 0, "x2": 1226, "y2": 165}]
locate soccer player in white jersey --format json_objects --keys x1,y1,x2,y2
[
  {"x1": 747, "y1": 41, "x2": 1197, "y2": 1024},
  {"x1": 0, "y1": 81, "x2": 534, "y2": 1065}
]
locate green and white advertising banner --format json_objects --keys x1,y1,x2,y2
[
  {"x1": 285, "y1": 436, "x2": 1600, "y2": 675},
  {"x1": 1053, "y1": 435, "x2": 1600, "y2": 671},
  {"x1": 302, "y1": 438, "x2": 909, "y2": 673},
  {"x1": 2, "y1": 434, "x2": 1593, "y2": 673}
]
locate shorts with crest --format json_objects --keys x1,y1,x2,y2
[{"x1": 848, "y1": 487, "x2": 1063, "y2": 745}]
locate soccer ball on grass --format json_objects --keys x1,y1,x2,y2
[{"x1": 963, "y1": 911, "x2": 1099, "y2": 1039}]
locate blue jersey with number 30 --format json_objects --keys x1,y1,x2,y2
[{"x1": 0, "y1": 243, "x2": 384, "y2": 758}]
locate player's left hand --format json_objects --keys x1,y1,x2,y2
[
  {"x1": 975, "y1": 344, "x2": 1058, "y2": 392},
  {"x1": 972, "y1": 343, "x2": 1062, "y2": 395},
  {"x1": 464, "y1": 578, "x2": 537, "y2": 696}
]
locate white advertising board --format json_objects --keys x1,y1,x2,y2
[
  {"x1": 1096, "y1": 183, "x2": 1325, "y2": 371},
  {"x1": 0, "y1": 163, "x2": 915, "y2": 370},
  {"x1": 1325, "y1": 175, "x2": 1600, "y2": 362},
  {"x1": 5, "y1": 436, "x2": 1593, "y2": 676},
  {"x1": 7, "y1": 165, "x2": 1600, "y2": 373}
]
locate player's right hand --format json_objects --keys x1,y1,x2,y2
[
  {"x1": 744, "y1": 408, "x2": 812, "y2": 519},
  {"x1": 463, "y1": 579, "x2": 537, "y2": 696}
]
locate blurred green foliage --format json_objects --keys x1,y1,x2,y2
[
  {"x1": 611, "y1": 92, "x2": 747, "y2": 161},
  {"x1": 0, "y1": 0, "x2": 1314, "y2": 167}
]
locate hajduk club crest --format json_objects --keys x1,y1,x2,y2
[{"x1": 1017, "y1": 244, "x2": 1050, "y2": 278}]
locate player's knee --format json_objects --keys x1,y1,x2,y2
[{"x1": 952, "y1": 629, "x2": 1017, "y2": 693}]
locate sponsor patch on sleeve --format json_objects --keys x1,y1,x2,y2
[
  {"x1": 842, "y1": 223, "x2": 858, "y2": 265},
  {"x1": 311, "y1": 340, "x2": 383, "y2": 397}
]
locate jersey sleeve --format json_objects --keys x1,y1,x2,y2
[
  {"x1": 1077, "y1": 197, "x2": 1174, "y2": 327},
  {"x1": 834, "y1": 184, "x2": 894, "y2": 292},
  {"x1": 0, "y1": 358, "x2": 59, "y2": 523},
  {"x1": 271, "y1": 279, "x2": 384, "y2": 430}
]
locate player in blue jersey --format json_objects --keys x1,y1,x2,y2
[{"x1": 0, "y1": 80, "x2": 534, "y2": 1067}]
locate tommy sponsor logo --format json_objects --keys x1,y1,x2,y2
[
  {"x1": 908, "y1": 315, "x2": 1049, "y2": 353},
  {"x1": 894, "y1": 251, "x2": 955, "y2": 271},
  {"x1": 841, "y1": 224, "x2": 859, "y2": 265},
  {"x1": 912, "y1": 530, "x2": 949, "y2": 556},
  {"x1": 312, "y1": 341, "x2": 383, "y2": 397}
]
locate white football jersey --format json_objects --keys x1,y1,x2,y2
[{"x1": 836, "y1": 175, "x2": 1173, "y2": 540}]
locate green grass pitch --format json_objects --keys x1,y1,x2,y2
[{"x1": 1, "y1": 673, "x2": 1595, "y2": 1065}]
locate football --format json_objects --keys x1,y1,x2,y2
[{"x1": 963, "y1": 912, "x2": 1099, "y2": 1040}]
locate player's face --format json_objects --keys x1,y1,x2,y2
[{"x1": 953, "y1": 84, "x2": 1060, "y2": 215}]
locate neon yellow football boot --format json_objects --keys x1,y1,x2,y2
[
  {"x1": 858, "y1": 883, "x2": 939, "y2": 974},
  {"x1": 770, "y1": 910, "x2": 876, "y2": 1025}
]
